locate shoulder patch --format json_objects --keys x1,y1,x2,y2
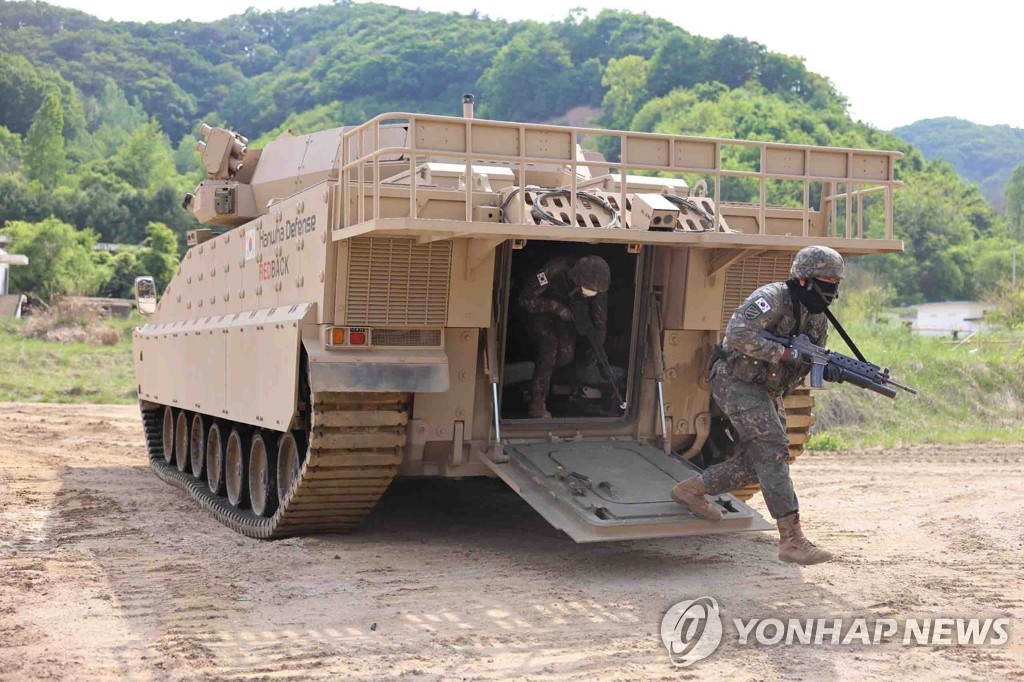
[
  {"x1": 755, "y1": 297, "x2": 772, "y2": 313},
  {"x1": 743, "y1": 305, "x2": 762, "y2": 320},
  {"x1": 536, "y1": 272, "x2": 549, "y2": 286}
]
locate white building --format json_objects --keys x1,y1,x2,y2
[
  {"x1": 0, "y1": 245, "x2": 29, "y2": 318},
  {"x1": 911, "y1": 301, "x2": 991, "y2": 337}
]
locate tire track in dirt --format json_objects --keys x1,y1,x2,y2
[{"x1": 0, "y1": 404, "x2": 1022, "y2": 681}]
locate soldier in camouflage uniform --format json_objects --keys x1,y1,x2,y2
[
  {"x1": 672, "y1": 245, "x2": 844, "y2": 565},
  {"x1": 518, "y1": 255, "x2": 611, "y2": 418}
]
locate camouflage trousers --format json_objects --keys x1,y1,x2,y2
[
  {"x1": 527, "y1": 317, "x2": 577, "y2": 405},
  {"x1": 699, "y1": 365, "x2": 799, "y2": 519}
]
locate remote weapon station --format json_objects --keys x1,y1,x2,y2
[{"x1": 133, "y1": 97, "x2": 904, "y2": 540}]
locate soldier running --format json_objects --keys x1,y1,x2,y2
[
  {"x1": 671, "y1": 246, "x2": 844, "y2": 565},
  {"x1": 518, "y1": 255, "x2": 611, "y2": 419}
]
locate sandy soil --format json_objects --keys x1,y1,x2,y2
[{"x1": 0, "y1": 402, "x2": 1021, "y2": 681}]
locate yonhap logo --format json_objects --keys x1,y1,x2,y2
[
  {"x1": 660, "y1": 597, "x2": 723, "y2": 667},
  {"x1": 659, "y1": 596, "x2": 1010, "y2": 668}
]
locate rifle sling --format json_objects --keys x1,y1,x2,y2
[
  {"x1": 787, "y1": 279, "x2": 867, "y2": 364},
  {"x1": 823, "y1": 306, "x2": 867, "y2": 363}
]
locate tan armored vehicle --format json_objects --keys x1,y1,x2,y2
[{"x1": 133, "y1": 99, "x2": 902, "y2": 540}]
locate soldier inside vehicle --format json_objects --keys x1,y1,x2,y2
[{"x1": 499, "y1": 241, "x2": 640, "y2": 421}]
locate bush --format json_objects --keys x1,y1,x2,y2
[
  {"x1": 20, "y1": 298, "x2": 121, "y2": 345},
  {"x1": 806, "y1": 432, "x2": 846, "y2": 451},
  {"x1": 4, "y1": 217, "x2": 111, "y2": 301}
]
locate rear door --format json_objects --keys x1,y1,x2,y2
[{"x1": 479, "y1": 439, "x2": 772, "y2": 542}]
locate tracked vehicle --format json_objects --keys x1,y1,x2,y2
[{"x1": 132, "y1": 100, "x2": 903, "y2": 540}]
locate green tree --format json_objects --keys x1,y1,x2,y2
[
  {"x1": 865, "y1": 163, "x2": 990, "y2": 303},
  {"x1": 4, "y1": 217, "x2": 111, "y2": 300},
  {"x1": 84, "y1": 80, "x2": 149, "y2": 157},
  {"x1": 23, "y1": 91, "x2": 67, "y2": 187},
  {"x1": 647, "y1": 32, "x2": 706, "y2": 97},
  {"x1": 107, "y1": 121, "x2": 178, "y2": 193},
  {"x1": 173, "y1": 133, "x2": 199, "y2": 175},
  {"x1": 97, "y1": 248, "x2": 140, "y2": 298},
  {"x1": 137, "y1": 222, "x2": 179, "y2": 290},
  {"x1": 0, "y1": 52, "x2": 49, "y2": 137},
  {"x1": 557, "y1": 9, "x2": 673, "y2": 65},
  {"x1": 969, "y1": 236, "x2": 1017, "y2": 295},
  {"x1": 600, "y1": 56, "x2": 649, "y2": 130},
  {"x1": 0, "y1": 126, "x2": 22, "y2": 174},
  {"x1": 1005, "y1": 163, "x2": 1024, "y2": 241},
  {"x1": 0, "y1": 173, "x2": 38, "y2": 224},
  {"x1": 707, "y1": 35, "x2": 764, "y2": 88},
  {"x1": 0, "y1": 52, "x2": 86, "y2": 142},
  {"x1": 476, "y1": 26, "x2": 575, "y2": 122}
]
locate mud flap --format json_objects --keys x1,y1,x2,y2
[{"x1": 479, "y1": 439, "x2": 773, "y2": 542}]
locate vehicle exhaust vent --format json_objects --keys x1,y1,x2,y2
[
  {"x1": 345, "y1": 237, "x2": 452, "y2": 326},
  {"x1": 370, "y1": 328, "x2": 444, "y2": 348},
  {"x1": 720, "y1": 253, "x2": 794, "y2": 329}
]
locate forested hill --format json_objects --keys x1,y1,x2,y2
[
  {"x1": 0, "y1": 1, "x2": 1021, "y2": 311},
  {"x1": 893, "y1": 118, "x2": 1024, "y2": 210},
  {"x1": 0, "y1": 1, "x2": 841, "y2": 141}
]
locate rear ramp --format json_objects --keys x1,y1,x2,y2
[{"x1": 480, "y1": 439, "x2": 772, "y2": 542}]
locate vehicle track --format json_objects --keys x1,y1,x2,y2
[{"x1": 144, "y1": 392, "x2": 408, "y2": 538}]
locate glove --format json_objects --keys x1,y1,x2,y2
[
  {"x1": 557, "y1": 307, "x2": 574, "y2": 322},
  {"x1": 823, "y1": 364, "x2": 843, "y2": 383},
  {"x1": 780, "y1": 347, "x2": 803, "y2": 367}
]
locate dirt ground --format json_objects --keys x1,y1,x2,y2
[{"x1": 0, "y1": 403, "x2": 1021, "y2": 681}]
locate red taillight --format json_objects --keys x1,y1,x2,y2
[{"x1": 349, "y1": 330, "x2": 367, "y2": 345}]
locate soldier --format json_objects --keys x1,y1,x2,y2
[
  {"x1": 672, "y1": 245, "x2": 844, "y2": 565},
  {"x1": 518, "y1": 255, "x2": 611, "y2": 418}
]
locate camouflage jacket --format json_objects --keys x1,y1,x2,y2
[
  {"x1": 719, "y1": 281, "x2": 828, "y2": 394},
  {"x1": 518, "y1": 256, "x2": 608, "y2": 345}
]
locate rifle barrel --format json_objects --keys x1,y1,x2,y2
[
  {"x1": 884, "y1": 377, "x2": 918, "y2": 395},
  {"x1": 840, "y1": 370, "x2": 897, "y2": 398}
]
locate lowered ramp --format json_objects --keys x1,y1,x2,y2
[{"x1": 480, "y1": 439, "x2": 773, "y2": 542}]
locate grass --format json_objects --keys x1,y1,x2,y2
[
  {"x1": 2, "y1": 302, "x2": 1023, "y2": 449},
  {"x1": 810, "y1": 319, "x2": 1024, "y2": 448},
  {"x1": 0, "y1": 315, "x2": 139, "y2": 404}
]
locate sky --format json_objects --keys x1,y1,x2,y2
[{"x1": 32, "y1": 0, "x2": 1024, "y2": 130}]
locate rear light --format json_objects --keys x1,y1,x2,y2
[
  {"x1": 325, "y1": 326, "x2": 370, "y2": 348},
  {"x1": 326, "y1": 327, "x2": 440, "y2": 349}
]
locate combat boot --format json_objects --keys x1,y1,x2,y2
[
  {"x1": 777, "y1": 514, "x2": 833, "y2": 565},
  {"x1": 670, "y1": 477, "x2": 723, "y2": 521}
]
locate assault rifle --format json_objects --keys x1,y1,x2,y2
[
  {"x1": 568, "y1": 298, "x2": 627, "y2": 410},
  {"x1": 760, "y1": 331, "x2": 917, "y2": 399}
]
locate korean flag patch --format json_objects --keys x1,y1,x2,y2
[
  {"x1": 743, "y1": 296, "x2": 772, "y2": 320},
  {"x1": 536, "y1": 272, "x2": 549, "y2": 286}
]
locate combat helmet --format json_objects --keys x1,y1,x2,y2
[
  {"x1": 570, "y1": 256, "x2": 611, "y2": 295},
  {"x1": 790, "y1": 245, "x2": 844, "y2": 281}
]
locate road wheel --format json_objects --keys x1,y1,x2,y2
[
  {"x1": 189, "y1": 413, "x2": 207, "y2": 479},
  {"x1": 276, "y1": 432, "x2": 304, "y2": 505},
  {"x1": 225, "y1": 427, "x2": 250, "y2": 508},
  {"x1": 162, "y1": 406, "x2": 175, "y2": 464},
  {"x1": 206, "y1": 422, "x2": 226, "y2": 496},
  {"x1": 249, "y1": 432, "x2": 278, "y2": 517},
  {"x1": 175, "y1": 410, "x2": 190, "y2": 473}
]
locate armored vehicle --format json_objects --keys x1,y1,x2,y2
[{"x1": 133, "y1": 100, "x2": 903, "y2": 540}]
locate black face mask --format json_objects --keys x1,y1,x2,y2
[{"x1": 796, "y1": 278, "x2": 840, "y2": 313}]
